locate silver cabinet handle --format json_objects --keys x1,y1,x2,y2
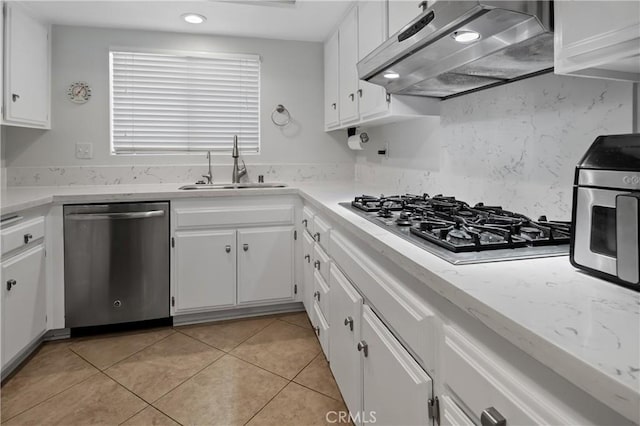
[
  {"x1": 331, "y1": 103, "x2": 336, "y2": 110},
  {"x1": 313, "y1": 232, "x2": 320, "y2": 242},
  {"x1": 314, "y1": 325, "x2": 320, "y2": 336},
  {"x1": 357, "y1": 89, "x2": 363, "y2": 98},
  {"x1": 314, "y1": 260, "x2": 321, "y2": 271},
  {"x1": 225, "y1": 245, "x2": 231, "y2": 253},
  {"x1": 66, "y1": 210, "x2": 165, "y2": 220},
  {"x1": 344, "y1": 316, "x2": 354, "y2": 331},
  {"x1": 12, "y1": 94, "x2": 19, "y2": 102},
  {"x1": 349, "y1": 93, "x2": 355, "y2": 101},
  {"x1": 243, "y1": 244, "x2": 249, "y2": 252},
  {"x1": 357, "y1": 340, "x2": 368, "y2": 357},
  {"x1": 302, "y1": 219, "x2": 308, "y2": 227},
  {"x1": 6, "y1": 279, "x2": 16, "y2": 291},
  {"x1": 304, "y1": 254, "x2": 310, "y2": 263},
  {"x1": 23, "y1": 233, "x2": 33, "y2": 244},
  {"x1": 419, "y1": 0, "x2": 428, "y2": 11},
  {"x1": 313, "y1": 291, "x2": 320, "y2": 301},
  {"x1": 481, "y1": 407, "x2": 506, "y2": 426}
]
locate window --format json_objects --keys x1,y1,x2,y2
[{"x1": 110, "y1": 49, "x2": 260, "y2": 155}]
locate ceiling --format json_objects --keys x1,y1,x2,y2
[{"x1": 23, "y1": 0, "x2": 354, "y2": 42}]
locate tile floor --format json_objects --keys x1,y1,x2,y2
[{"x1": 1, "y1": 312, "x2": 351, "y2": 425}]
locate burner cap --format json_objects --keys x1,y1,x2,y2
[
  {"x1": 446, "y1": 228, "x2": 472, "y2": 245},
  {"x1": 521, "y1": 226, "x2": 543, "y2": 239}
]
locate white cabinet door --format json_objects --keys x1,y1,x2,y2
[
  {"x1": 329, "y1": 264, "x2": 363, "y2": 421},
  {"x1": 361, "y1": 305, "x2": 432, "y2": 426},
  {"x1": 554, "y1": 0, "x2": 640, "y2": 81},
  {"x1": 174, "y1": 230, "x2": 236, "y2": 312},
  {"x1": 238, "y1": 227, "x2": 294, "y2": 304},
  {"x1": 338, "y1": 6, "x2": 359, "y2": 125},
  {"x1": 3, "y1": 3, "x2": 50, "y2": 128},
  {"x1": 388, "y1": 0, "x2": 421, "y2": 37},
  {"x1": 2, "y1": 245, "x2": 46, "y2": 367},
  {"x1": 302, "y1": 230, "x2": 315, "y2": 313},
  {"x1": 324, "y1": 30, "x2": 340, "y2": 129},
  {"x1": 358, "y1": 1, "x2": 389, "y2": 120}
]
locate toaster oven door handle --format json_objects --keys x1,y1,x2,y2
[{"x1": 616, "y1": 193, "x2": 640, "y2": 284}]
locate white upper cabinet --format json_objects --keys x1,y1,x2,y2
[
  {"x1": 323, "y1": 1, "x2": 439, "y2": 132},
  {"x1": 338, "y1": 6, "x2": 359, "y2": 126},
  {"x1": 554, "y1": 1, "x2": 640, "y2": 82},
  {"x1": 324, "y1": 30, "x2": 340, "y2": 130},
  {"x1": 358, "y1": 1, "x2": 390, "y2": 120},
  {"x1": 3, "y1": 2, "x2": 51, "y2": 128},
  {"x1": 388, "y1": 0, "x2": 422, "y2": 36}
]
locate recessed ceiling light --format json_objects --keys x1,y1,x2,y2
[
  {"x1": 383, "y1": 71, "x2": 400, "y2": 79},
  {"x1": 182, "y1": 13, "x2": 207, "y2": 24},
  {"x1": 451, "y1": 30, "x2": 480, "y2": 43}
]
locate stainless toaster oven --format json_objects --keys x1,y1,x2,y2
[{"x1": 570, "y1": 134, "x2": 640, "y2": 290}]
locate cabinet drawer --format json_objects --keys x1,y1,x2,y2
[
  {"x1": 313, "y1": 243, "x2": 331, "y2": 283},
  {"x1": 175, "y1": 206, "x2": 294, "y2": 228},
  {"x1": 443, "y1": 325, "x2": 576, "y2": 426},
  {"x1": 312, "y1": 270, "x2": 330, "y2": 320},
  {"x1": 302, "y1": 206, "x2": 315, "y2": 235},
  {"x1": 312, "y1": 301, "x2": 330, "y2": 358},
  {"x1": 1, "y1": 217, "x2": 45, "y2": 255},
  {"x1": 330, "y1": 230, "x2": 434, "y2": 366},
  {"x1": 312, "y1": 214, "x2": 331, "y2": 252}
]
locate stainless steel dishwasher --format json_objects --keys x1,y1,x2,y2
[{"x1": 64, "y1": 202, "x2": 170, "y2": 328}]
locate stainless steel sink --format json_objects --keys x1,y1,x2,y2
[{"x1": 179, "y1": 182, "x2": 288, "y2": 190}]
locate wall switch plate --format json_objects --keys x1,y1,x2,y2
[{"x1": 75, "y1": 143, "x2": 93, "y2": 159}]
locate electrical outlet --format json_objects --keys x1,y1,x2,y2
[{"x1": 75, "y1": 143, "x2": 93, "y2": 159}]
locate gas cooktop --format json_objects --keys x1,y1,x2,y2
[{"x1": 341, "y1": 194, "x2": 571, "y2": 265}]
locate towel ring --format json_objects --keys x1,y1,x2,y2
[{"x1": 271, "y1": 104, "x2": 291, "y2": 127}]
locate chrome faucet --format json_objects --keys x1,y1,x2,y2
[
  {"x1": 231, "y1": 135, "x2": 247, "y2": 183},
  {"x1": 202, "y1": 151, "x2": 213, "y2": 184}
]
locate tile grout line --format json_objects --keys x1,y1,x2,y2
[
  {"x1": 69, "y1": 329, "x2": 178, "y2": 372},
  {"x1": 242, "y1": 348, "x2": 321, "y2": 425},
  {"x1": 173, "y1": 316, "x2": 277, "y2": 354},
  {"x1": 291, "y1": 353, "x2": 347, "y2": 403},
  {"x1": 0, "y1": 365, "x2": 102, "y2": 423},
  {"x1": 276, "y1": 316, "x2": 313, "y2": 330}
]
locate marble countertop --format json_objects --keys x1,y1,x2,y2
[{"x1": 2, "y1": 182, "x2": 639, "y2": 422}]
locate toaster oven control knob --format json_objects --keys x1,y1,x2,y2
[{"x1": 113, "y1": 300, "x2": 122, "y2": 308}]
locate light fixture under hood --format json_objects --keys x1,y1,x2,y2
[{"x1": 357, "y1": 1, "x2": 554, "y2": 99}]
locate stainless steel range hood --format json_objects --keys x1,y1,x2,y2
[{"x1": 358, "y1": 1, "x2": 554, "y2": 99}]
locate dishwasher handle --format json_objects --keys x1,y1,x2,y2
[{"x1": 65, "y1": 210, "x2": 166, "y2": 221}]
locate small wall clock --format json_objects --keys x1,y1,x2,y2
[{"x1": 67, "y1": 82, "x2": 92, "y2": 104}]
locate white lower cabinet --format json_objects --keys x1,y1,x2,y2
[
  {"x1": 1, "y1": 244, "x2": 46, "y2": 368},
  {"x1": 440, "y1": 395, "x2": 474, "y2": 426},
  {"x1": 237, "y1": 227, "x2": 294, "y2": 304},
  {"x1": 174, "y1": 230, "x2": 236, "y2": 312},
  {"x1": 328, "y1": 264, "x2": 363, "y2": 421},
  {"x1": 361, "y1": 305, "x2": 432, "y2": 426},
  {"x1": 171, "y1": 197, "x2": 297, "y2": 315},
  {"x1": 312, "y1": 301, "x2": 330, "y2": 357},
  {"x1": 301, "y1": 230, "x2": 315, "y2": 312}
]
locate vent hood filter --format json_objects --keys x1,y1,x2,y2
[{"x1": 358, "y1": 1, "x2": 554, "y2": 99}]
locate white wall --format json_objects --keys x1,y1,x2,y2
[
  {"x1": 4, "y1": 25, "x2": 355, "y2": 184},
  {"x1": 356, "y1": 73, "x2": 634, "y2": 220}
]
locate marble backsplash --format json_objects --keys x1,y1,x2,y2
[
  {"x1": 356, "y1": 73, "x2": 634, "y2": 220},
  {"x1": 6, "y1": 163, "x2": 354, "y2": 186}
]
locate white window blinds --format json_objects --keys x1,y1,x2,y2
[{"x1": 110, "y1": 50, "x2": 260, "y2": 154}]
